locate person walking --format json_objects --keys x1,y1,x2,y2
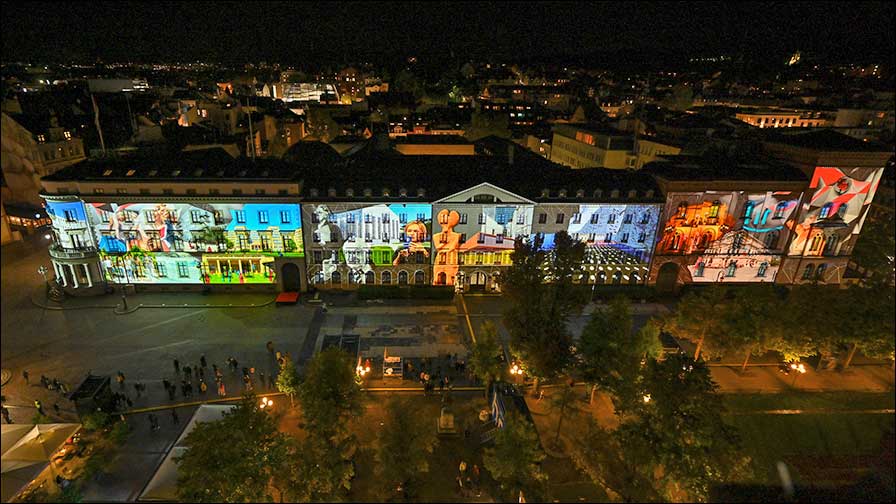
[
  {"x1": 34, "y1": 399, "x2": 45, "y2": 416},
  {"x1": 212, "y1": 364, "x2": 218, "y2": 376},
  {"x1": 232, "y1": 358, "x2": 239, "y2": 372},
  {"x1": 200, "y1": 354, "x2": 207, "y2": 369},
  {"x1": 163, "y1": 379, "x2": 171, "y2": 392},
  {"x1": 1, "y1": 406, "x2": 11, "y2": 424},
  {"x1": 173, "y1": 359, "x2": 180, "y2": 374},
  {"x1": 171, "y1": 408, "x2": 179, "y2": 424},
  {"x1": 183, "y1": 365, "x2": 191, "y2": 380},
  {"x1": 167, "y1": 383, "x2": 176, "y2": 401},
  {"x1": 180, "y1": 381, "x2": 188, "y2": 399},
  {"x1": 134, "y1": 382, "x2": 142, "y2": 398},
  {"x1": 199, "y1": 379, "x2": 207, "y2": 394},
  {"x1": 53, "y1": 402, "x2": 61, "y2": 417},
  {"x1": 40, "y1": 375, "x2": 49, "y2": 389},
  {"x1": 22, "y1": 370, "x2": 29, "y2": 384},
  {"x1": 218, "y1": 381, "x2": 226, "y2": 397},
  {"x1": 116, "y1": 372, "x2": 125, "y2": 390}
]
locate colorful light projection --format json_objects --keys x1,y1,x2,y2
[
  {"x1": 304, "y1": 203, "x2": 432, "y2": 284},
  {"x1": 656, "y1": 191, "x2": 801, "y2": 282},
  {"x1": 45, "y1": 200, "x2": 91, "y2": 250},
  {"x1": 86, "y1": 202, "x2": 302, "y2": 284},
  {"x1": 787, "y1": 167, "x2": 882, "y2": 257},
  {"x1": 535, "y1": 204, "x2": 662, "y2": 284}
]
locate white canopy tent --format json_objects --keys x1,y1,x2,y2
[
  {"x1": 138, "y1": 405, "x2": 235, "y2": 502},
  {"x1": 1, "y1": 423, "x2": 82, "y2": 502}
]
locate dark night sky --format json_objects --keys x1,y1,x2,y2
[{"x1": 2, "y1": 1, "x2": 893, "y2": 67}]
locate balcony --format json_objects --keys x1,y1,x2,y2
[
  {"x1": 55, "y1": 220, "x2": 88, "y2": 231},
  {"x1": 49, "y1": 244, "x2": 99, "y2": 260}
]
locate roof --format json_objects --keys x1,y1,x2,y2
[
  {"x1": 761, "y1": 128, "x2": 891, "y2": 153},
  {"x1": 2, "y1": 203, "x2": 47, "y2": 219},
  {"x1": 553, "y1": 122, "x2": 628, "y2": 138},
  {"x1": 642, "y1": 155, "x2": 808, "y2": 182},
  {"x1": 394, "y1": 134, "x2": 471, "y2": 145},
  {"x1": 43, "y1": 149, "x2": 300, "y2": 182}
]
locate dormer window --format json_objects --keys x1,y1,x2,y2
[
  {"x1": 541, "y1": 188, "x2": 550, "y2": 198},
  {"x1": 416, "y1": 188, "x2": 425, "y2": 198},
  {"x1": 628, "y1": 189, "x2": 637, "y2": 199},
  {"x1": 364, "y1": 188, "x2": 373, "y2": 197},
  {"x1": 346, "y1": 188, "x2": 355, "y2": 197},
  {"x1": 558, "y1": 189, "x2": 567, "y2": 198},
  {"x1": 328, "y1": 188, "x2": 337, "y2": 198},
  {"x1": 576, "y1": 189, "x2": 585, "y2": 198},
  {"x1": 645, "y1": 189, "x2": 655, "y2": 198},
  {"x1": 102, "y1": 169, "x2": 113, "y2": 176},
  {"x1": 399, "y1": 188, "x2": 408, "y2": 197},
  {"x1": 610, "y1": 189, "x2": 620, "y2": 199},
  {"x1": 309, "y1": 188, "x2": 319, "y2": 198},
  {"x1": 63, "y1": 131, "x2": 72, "y2": 140},
  {"x1": 171, "y1": 170, "x2": 181, "y2": 177},
  {"x1": 37, "y1": 134, "x2": 46, "y2": 143},
  {"x1": 126, "y1": 170, "x2": 136, "y2": 177},
  {"x1": 148, "y1": 170, "x2": 158, "y2": 177},
  {"x1": 193, "y1": 169, "x2": 204, "y2": 177},
  {"x1": 593, "y1": 189, "x2": 603, "y2": 199},
  {"x1": 382, "y1": 188, "x2": 391, "y2": 197}
]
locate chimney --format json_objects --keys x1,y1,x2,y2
[{"x1": 507, "y1": 143, "x2": 514, "y2": 165}]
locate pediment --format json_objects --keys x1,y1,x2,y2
[{"x1": 433, "y1": 182, "x2": 534, "y2": 205}]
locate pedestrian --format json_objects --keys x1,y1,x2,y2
[
  {"x1": 199, "y1": 379, "x2": 207, "y2": 394},
  {"x1": 259, "y1": 371, "x2": 266, "y2": 389},
  {"x1": 200, "y1": 354, "x2": 207, "y2": 369},
  {"x1": 267, "y1": 341, "x2": 274, "y2": 354},
  {"x1": 1, "y1": 406, "x2": 11, "y2": 424},
  {"x1": 186, "y1": 381, "x2": 193, "y2": 398},
  {"x1": 134, "y1": 382, "x2": 141, "y2": 398},
  {"x1": 242, "y1": 367, "x2": 249, "y2": 379},
  {"x1": 472, "y1": 464, "x2": 481, "y2": 487},
  {"x1": 268, "y1": 373, "x2": 275, "y2": 389},
  {"x1": 173, "y1": 359, "x2": 180, "y2": 374},
  {"x1": 53, "y1": 402, "x2": 60, "y2": 416},
  {"x1": 180, "y1": 381, "x2": 188, "y2": 398},
  {"x1": 198, "y1": 366, "x2": 205, "y2": 380},
  {"x1": 171, "y1": 408, "x2": 179, "y2": 424},
  {"x1": 212, "y1": 364, "x2": 218, "y2": 376},
  {"x1": 148, "y1": 414, "x2": 158, "y2": 432},
  {"x1": 40, "y1": 375, "x2": 49, "y2": 388},
  {"x1": 232, "y1": 359, "x2": 239, "y2": 372},
  {"x1": 444, "y1": 376, "x2": 450, "y2": 389},
  {"x1": 167, "y1": 384, "x2": 176, "y2": 401},
  {"x1": 218, "y1": 381, "x2": 226, "y2": 397},
  {"x1": 22, "y1": 370, "x2": 29, "y2": 384},
  {"x1": 163, "y1": 379, "x2": 171, "y2": 391},
  {"x1": 48, "y1": 379, "x2": 58, "y2": 391},
  {"x1": 183, "y1": 365, "x2": 191, "y2": 378},
  {"x1": 242, "y1": 374, "x2": 251, "y2": 391},
  {"x1": 125, "y1": 396, "x2": 133, "y2": 408},
  {"x1": 439, "y1": 378, "x2": 445, "y2": 392},
  {"x1": 34, "y1": 399, "x2": 45, "y2": 416},
  {"x1": 459, "y1": 460, "x2": 467, "y2": 475},
  {"x1": 116, "y1": 371, "x2": 125, "y2": 390}
]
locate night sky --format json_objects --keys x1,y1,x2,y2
[{"x1": 2, "y1": 1, "x2": 893, "y2": 67}]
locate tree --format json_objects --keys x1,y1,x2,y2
[
  {"x1": 849, "y1": 216, "x2": 895, "y2": 285},
  {"x1": 175, "y1": 395, "x2": 290, "y2": 503},
  {"x1": 616, "y1": 354, "x2": 751, "y2": 502},
  {"x1": 568, "y1": 419, "x2": 664, "y2": 502},
  {"x1": 548, "y1": 382, "x2": 579, "y2": 448},
  {"x1": 577, "y1": 297, "x2": 662, "y2": 408},
  {"x1": 375, "y1": 397, "x2": 438, "y2": 497},
  {"x1": 279, "y1": 436, "x2": 355, "y2": 502},
  {"x1": 663, "y1": 287, "x2": 724, "y2": 361},
  {"x1": 298, "y1": 347, "x2": 363, "y2": 444},
  {"x1": 468, "y1": 321, "x2": 506, "y2": 399},
  {"x1": 502, "y1": 232, "x2": 587, "y2": 389},
  {"x1": 716, "y1": 285, "x2": 782, "y2": 372},
  {"x1": 275, "y1": 357, "x2": 300, "y2": 407},
  {"x1": 660, "y1": 84, "x2": 694, "y2": 111},
  {"x1": 483, "y1": 413, "x2": 547, "y2": 500}
]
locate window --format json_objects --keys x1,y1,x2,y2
[
  {"x1": 186, "y1": 189, "x2": 197, "y2": 196},
  {"x1": 279, "y1": 189, "x2": 288, "y2": 196},
  {"x1": 63, "y1": 210, "x2": 78, "y2": 222},
  {"x1": 235, "y1": 210, "x2": 246, "y2": 223},
  {"x1": 398, "y1": 271, "x2": 408, "y2": 285},
  {"x1": 365, "y1": 271, "x2": 375, "y2": 284},
  {"x1": 331, "y1": 271, "x2": 342, "y2": 284},
  {"x1": 100, "y1": 211, "x2": 111, "y2": 223},
  {"x1": 313, "y1": 250, "x2": 322, "y2": 263},
  {"x1": 477, "y1": 234, "x2": 485, "y2": 244},
  {"x1": 801, "y1": 264, "x2": 814, "y2": 280},
  {"x1": 258, "y1": 210, "x2": 269, "y2": 223},
  {"x1": 726, "y1": 261, "x2": 737, "y2": 277},
  {"x1": 191, "y1": 210, "x2": 202, "y2": 223},
  {"x1": 742, "y1": 201, "x2": 755, "y2": 219},
  {"x1": 414, "y1": 270, "x2": 425, "y2": 284},
  {"x1": 677, "y1": 202, "x2": 687, "y2": 218},
  {"x1": 774, "y1": 202, "x2": 787, "y2": 219},
  {"x1": 93, "y1": 188, "x2": 104, "y2": 194},
  {"x1": 381, "y1": 271, "x2": 392, "y2": 284},
  {"x1": 764, "y1": 231, "x2": 779, "y2": 249},
  {"x1": 638, "y1": 232, "x2": 646, "y2": 243},
  {"x1": 538, "y1": 213, "x2": 547, "y2": 224},
  {"x1": 496, "y1": 234, "x2": 504, "y2": 244},
  {"x1": 604, "y1": 232, "x2": 613, "y2": 243},
  {"x1": 607, "y1": 214, "x2": 616, "y2": 224},
  {"x1": 824, "y1": 235, "x2": 838, "y2": 255},
  {"x1": 516, "y1": 212, "x2": 525, "y2": 225},
  {"x1": 708, "y1": 201, "x2": 720, "y2": 218},
  {"x1": 556, "y1": 213, "x2": 565, "y2": 224},
  {"x1": 590, "y1": 213, "x2": 599, "y2": 224},
  {"x1": 819, "y1": 202, "x2": 833, "y2": 219},
  {"x1": 177, "y1": 262, "x2": 190, "y2": 278},
  {"x1": 213, "y1": 211, "x2": 224, "y2": 225},
  {"x1": 237, "y1": 233, "x2": 249, "y2": 250},
  {"x1": 572, "y1": 213, "x2": 582, "y2": 224},
  {"x1": 232, "y1": 189, "x2": 243, "y2": 196},
  {"x1": 478, "y1": 213, "x2": 485, "y2": 224},
  {"x1": 621, "y1": 233, "x2": 629, "y2": 243},
  {"x1": 459, "y1": 233, "x2": 467, "y2": 243},
  {"x1": 810, "y1": 233, "x2": 823, "y2": 252},
  {"x1": 459, "y1": 213, "x2": 468, "y2": 224},
  {"x1": 209, "y1": 189, "x2": 220, "y2": 195},
  {"x1": 837, "y1": 203, "x2": 848, "y2": 218},
  {"x1": 623, "y1": 213, "x2": 632, "y2": 224},
  {"x1": 280, "y1": 211, "x2": 291, "y2": 224},
  {"x1": 156, "y1": 263, "x2": 167, "y2": 278},
  {"x1": 732, "y1": 233, "x2": 745, "y2": 251},
  {"x1": 260, "y1": 234, "x2": 271, "y2": 250},
  {"x1": 612, "y1": 271, "x2": 622, "y2": 285},
  {"x1": 256, "y1": 189, "x2": 266, "y2": 195},
  {"x1": 815, "y1": 263, "x2": 827, "y2": 281},
  {"x1": 163, "y1": 188, "x2": 174, "y2": 195},
  {"x1": 757, "y1": 262, "x2": 769, "y2": 277}
]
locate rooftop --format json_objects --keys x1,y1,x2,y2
[
  {"x1": 760, "y1": 128, "x2": 891, "y2": 153},
  {"x1": 642, "y1": 155, "x2": 809, "y2": 182}
]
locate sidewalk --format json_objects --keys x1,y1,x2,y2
[{"x1": 29, "y1": 286, "x2": 278, "y2": 313}]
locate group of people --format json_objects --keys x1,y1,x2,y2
[
  {"x1": 17, "y1": 370, "x2": 69, "y2": 423},
  {"x1": 456, "y1": 460, "x2": 482, "y2": 497}
]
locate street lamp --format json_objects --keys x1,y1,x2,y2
[
  {"x1": 790, "y1": 362, "x2": 806, "y2": 387},
  {"x1": 259, "y1": 396, "x2": 274, "y2": 409}
]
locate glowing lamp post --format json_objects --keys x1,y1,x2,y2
[
  {"x1": 259, "y1": 396, "x2": 274, "y2": 410},
  {"x1": 790, "y1": 362, "x2": 806, "y2": 387}
]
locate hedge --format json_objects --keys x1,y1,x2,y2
[{"x1": 357, "y1": 285, "x2": 455, "y2": 300}]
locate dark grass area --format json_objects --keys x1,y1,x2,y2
[
  {"x1": 727, "y1": 411, "x2": 895, "y2": 485},
  {"x1": 722, "y1": 392, "x2": 896, "y2": 412}
]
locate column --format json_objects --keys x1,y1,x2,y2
[
  {"x1": 68, "y1": 264, "x2": 79, "y2": 288},
  {"x1": 56, "y1": 262, "x2": 67, "y2": 287},
  {"x1": 84, "y1": 264, "x2": 93, "y2": 288}
]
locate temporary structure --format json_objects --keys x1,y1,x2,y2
[{"x1": 1, "y1": 423, "x2": 82, "y2": 502}]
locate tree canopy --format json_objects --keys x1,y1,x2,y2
[
  {"x1": 483, "y1": 413, "x2": 547, "y2": 500},
  {"x1": 468, "y1": 320, "x2": 506, "y2": 396},
  {"x1": 298, "y1": 347, "x2": 363, "y2": 444},
  {"x1": 375, "y1": 397, "x2": 438, "y2": 496},
  {"x1": 175, "y1": 395, "x2": 290, "y2": 503}
]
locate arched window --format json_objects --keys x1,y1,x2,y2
[
  {"x1": 801, "y1": 264, "x2": 814, "y2": 280},
  {"x1": 695, "y1": 262, "x2": 705, "y2": 277},
  {"x1": 764, "y1": 231, "x2": 779, "y2": 249},
  {"x1": 612, "y1": 271, "x2": 622, "y2": 285},
  {"x1": 381, "y1": 271, "x2": 392, "y2": 284},
  {"x1": 437, "y1": 272, "x2": 447, "y2": 285},
  {"x1": 757, "y1": 262, "x2": 769, "y2": 277},
  {"x1": 365, "y1": 270, "x2": 375, "y2": 284},
  {"x1": 314, "y1": 271, "x2": 324, "y2": 284},
  {"x1": 815, "y1": 263, "x2": 827, "y2": 282},
  {"x1": 824, "y1": 235, "x2": 838, "y2": 255},
  {"x1": 774, "y1": 202, "x2": 788, "y2": 219},
  {"x1": 414, "y1": 270, "x2": 425, "y2": 284},
  {"x1": 330, "y1": 271, "x2": 342, "y2": 284},
  {"x1": 629, "y1": 273, "x2": 639, "y2": 285},
  {"x1": 677, "y1": 202, "x2": 687, "y2": 218},
  {"x1": 398, "y1": 270, "x2": 408, "y2": 285},
  {"x1": 809, "y1": 233, "x2": 824, "y2": 252},
  {"x1": 726, "y1": 261, "x2": 737, "y2": 277},
  {"x1": 819, "y1": 202, "x2": 834, "y2": 219}
]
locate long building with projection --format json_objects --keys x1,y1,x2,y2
[{"x1": 38, "y1": 131, "x2": 890, "y2": 295}]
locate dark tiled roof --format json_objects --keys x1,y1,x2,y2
[
  {"x1": 43, "y1": 148, "x2": 299, "y2": 182},
  {"x1": 642, "y1": 155, "x2": 808, "y2": 182},
  {"x1": 761, "y1": 128, "x2": 890, "y2": 152},
  {"x1": 394, "y1": 135, "x2": 471, "y2": 145}
]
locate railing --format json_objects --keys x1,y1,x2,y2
[{"x1": 49, "y1": 244, "x2": 98, "y2": 260}]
